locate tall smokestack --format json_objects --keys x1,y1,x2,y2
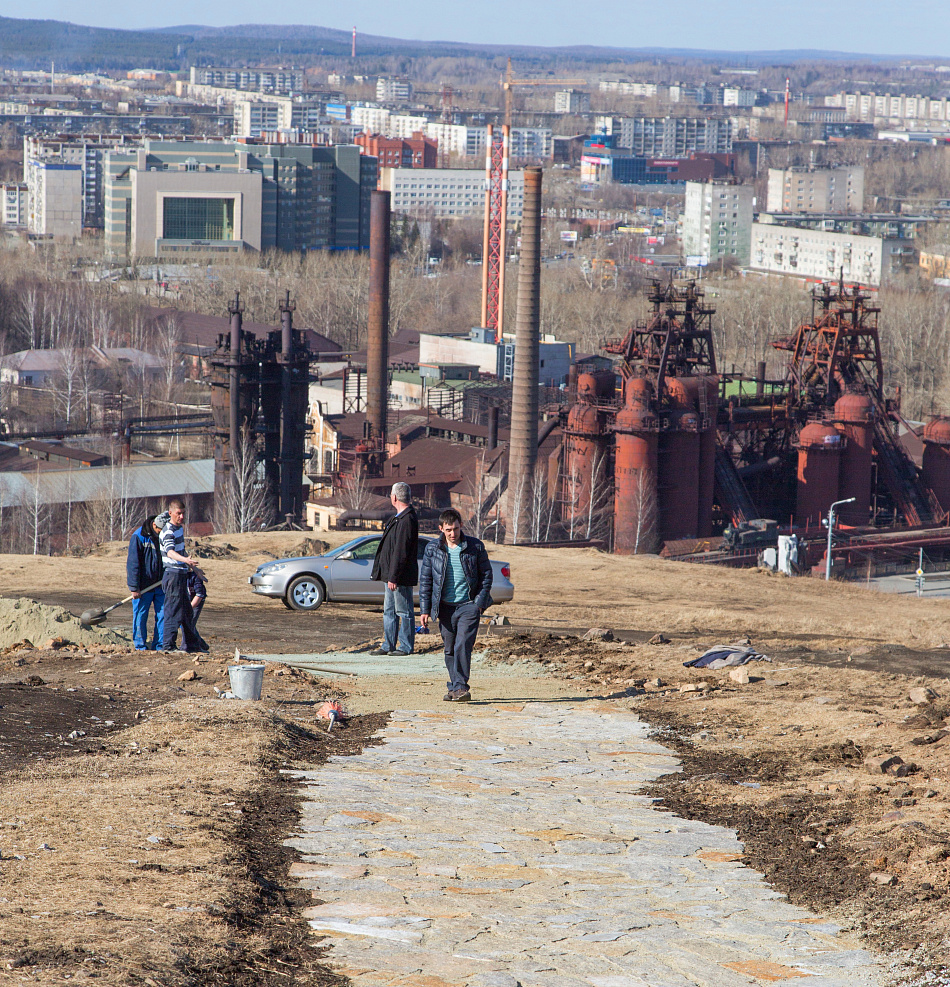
[
  {"x1": 228, "y1": 292, "x2": 243, "y2": 470},
  {"x1": 367, "y1": 190, "x2": 391, "y2": 450},
  {"x1": 352, "y1": 26, "x2": 357, "y2": 59},
  {"x1": 506, "y1": 165, "x2": 542, "y2": 543},
  {"x1": 488, "y1": 406, "x2": 499, "y2": 451},
  {"x1": 279, "y1": 291, "x2": 297, "y2": 520}
]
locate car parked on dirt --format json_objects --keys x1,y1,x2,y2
[{"x1": 248, "y1": 533, "x2": 514, "y2": 612}]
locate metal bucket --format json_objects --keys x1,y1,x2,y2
[{"x1": 228, "y1": 664, "x2": 265, "y2": 701}]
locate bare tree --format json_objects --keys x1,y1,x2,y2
[
  {"x1": 629, "y1": 468, "x2": 659, "y2": 555},
  {"x1": 507, "y1": 468, "x2": 532, "y2": 545},
  {"x1": 22, "y1": 465, "x2": 49, "y2": 556},
  {"x1": 217, "y1": 427, "x2": 273, "y2": 533}
]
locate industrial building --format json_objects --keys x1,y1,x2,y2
[
  {"x1": 354, "y1": 132, "x2": 437, "y2": 169},
  {"x1": 380, "y1": 167, "x2": 525, "y2": 220},
  {"x1": 766, "y1": 166, "x2": 864, "y2": 214},
  {"x1": 580, "y1": 135, "x2": 734, "y2": 185},
  {"x1": 682, "y1": 181, "x2": 755, "y2": 266},
  {"x1": 750, "y1": 213, "x2": 926, "y2": 286},
  {"x1": 103, "y1": 140, "x2": 377, "y2": 259}
]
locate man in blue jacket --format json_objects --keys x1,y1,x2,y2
[
  {"x1": 126, "y1": 515, "x2": 164, "y2": 651},
  {"x1": 419, "y1": 508, "x2": 493, "y2": 702}
]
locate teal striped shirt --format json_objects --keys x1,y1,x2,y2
[{"x1": 442, "y1": 541, "x2": 470, "y2": 604}]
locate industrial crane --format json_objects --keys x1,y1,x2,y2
[{"x1": 481, "y1": 59, "x2": 587, "y2": 343}]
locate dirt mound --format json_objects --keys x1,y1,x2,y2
[
  {"x1": 278, "y1": 537, "x2": 330, "y2": 559},
  {"x1": 189, "y1": 539, "x2": 238, "y2": 559},
  {"x1": 0, "y1": 597, "x2": 131, "y2": 650}
]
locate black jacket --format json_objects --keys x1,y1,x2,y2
[
  {"x1": 127, "y1": 516, "x2": 163, "y2": 592},
  {"x1": 371, "y1": 505, "x2": 419, "y2": 586},
  {"x1": 419, "y1": 533, "x2": 493, "y2": 621}
]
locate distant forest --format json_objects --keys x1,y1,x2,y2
[{"x1": 0, "y1": 15, "x2": 917, "y2": 74}]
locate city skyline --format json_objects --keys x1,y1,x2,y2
[{"x1": 5, "y1": 1, "x2": 949, "y2": 60}]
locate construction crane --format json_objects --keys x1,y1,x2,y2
[{"x1": 481, "y1": 59, "x2": 587, "y2": 343}]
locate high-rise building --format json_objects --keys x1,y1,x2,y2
[
  {"x1": 766, "y1": 166, "x2": 864, "y2": 214},
  {"x1": 26, "y1": 159, "x2": 82, "y2": 240},
  {"x1": 376, "y1": 78, "x2": 412, "y2": 103},
  {"x1": 102, "y1": 140, "x2": 377, "y2": 260},
  {"x1": 683, "y1": 181, "x2": 754, "y2": 266},
  {"x1": 189, "y1": 66, "x2": 305, "y2": 94},
  {"x1": 380, "y1": 167, "x2": 525, "y2": 220}
]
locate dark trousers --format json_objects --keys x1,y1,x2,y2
[
  {"x1": 161, "y1": 568, "x2": 202, "y2": 652},
  {"x1": 438, "y1": 600, "x2": 480, "y2": 691}
]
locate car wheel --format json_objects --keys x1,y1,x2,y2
[{"x1": 285, "y1": 576, "x2": 325, "y2": 612}]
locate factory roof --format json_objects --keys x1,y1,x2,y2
[{"x1": 0, "y1": 459, "x2": 214, "y2": 507}]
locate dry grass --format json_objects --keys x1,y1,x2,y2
[{"x1": 0, "y1": 701, "x2": 275, "y2": 984}]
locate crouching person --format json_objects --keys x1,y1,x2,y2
[{"x1": 419, "y1": 509, "x2": 493, "y2": 702}]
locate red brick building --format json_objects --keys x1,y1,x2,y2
[{"x1": 354, "y1": 131, "x2": 438, "y2": 170}]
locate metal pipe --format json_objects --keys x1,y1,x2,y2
[
  {"x1": 367, "y1": 190, "x2": 391, "y2": 450},
  {"x1": 228, "y1": 292, "x2": 243, "y2": 468},
  {"x1": 488, "y1": 406, "x2": 499, "y2": 450},
  {"x1": 279, "y1": 290, "x2": 295, "y2": 519},
  {"x1": 756, "y1": 360, "x2": 766, "y2": 400},
  {"x1": 506, "y1": 165, "x2": 542, "y2": 543}
]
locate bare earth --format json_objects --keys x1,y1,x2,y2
[{"x1": 0, "y1": 534, "x2": 948, "y2": 985}]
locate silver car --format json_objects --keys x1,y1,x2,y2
[{"x1": 248, "y1": 533, "x2": 514, "y2": 612}]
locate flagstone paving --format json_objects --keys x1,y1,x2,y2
[{"x1": 285, "y1": 701, "x2": 884, "y2": 987}]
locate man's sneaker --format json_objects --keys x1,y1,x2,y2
[
  {"x1": 443, "y1": 687, "x2": 471, "y2": 702},
  {"x1": 388, "y1": 650, "x2": 410, "y2": 657},
  {"x1": 368, "y1": 647, "x2": 390, "y2": 656}
]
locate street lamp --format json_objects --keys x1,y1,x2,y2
[{"x1": 824, "y1": 497, "x2": 856, "y2": 581}]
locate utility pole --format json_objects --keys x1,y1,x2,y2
[{"x1": 824, "y1": 497, "x2": 855, "y2": 581}]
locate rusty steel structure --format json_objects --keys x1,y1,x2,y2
[
  {"x1": 211, "y1": 292, "x2": 310, "y2": 525},
  {"x1": 601, "y1": 280, "x2": 720, "y2": 550},
  {"x1": 506, "y1": 165, "x2": 542, "y2": 543},
  {"x1": 480, "y1": 124, "x2": 509, "y2": 342}
]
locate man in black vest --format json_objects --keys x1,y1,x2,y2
[{"x1": 370, "y1": 482, "x2": 419, "y2": 656}]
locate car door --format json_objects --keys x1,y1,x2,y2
[{"x1": 329, "y1": 536, "x2": 382, "y2": 600}]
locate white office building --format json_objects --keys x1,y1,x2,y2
[
  {"x1": 683, "y1": 181, "x2": 755, "y2": 266},
  {"x1": 380, "y1": 167, "x2": 525, "y2": 220}
]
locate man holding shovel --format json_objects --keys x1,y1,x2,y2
[
  {"x1": 157, "y1": 499, "x2": 207, "y2": 653},
  {"x1": 126, "y1": 515, "x2": 165, "y2": 651}
]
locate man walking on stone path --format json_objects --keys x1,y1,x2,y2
[
  {"x1": 370, "y1": 482, "x2": 419, "y2": 657},
  {"x1": 419, "y1": 508, "x2": 493, "y2": 702}
]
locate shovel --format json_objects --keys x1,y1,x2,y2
[{"x1": 80, "y1": 580, "x2": 163, "y2": 628}]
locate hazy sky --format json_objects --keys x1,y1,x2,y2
[{"x1": 10, "y1": 0, "x2": 949, "y2": 58}]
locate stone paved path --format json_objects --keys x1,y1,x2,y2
[{"x1": 285, "y1": 701, "x2": 884, "y2": 987}]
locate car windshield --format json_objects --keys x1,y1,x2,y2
[{"x1": 332, "y1": 535, "x2": 379, "y2": 558}]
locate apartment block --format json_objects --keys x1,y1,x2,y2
[
  {"x1": 26, "y1": 160, "x2": 82, "y2": 240},
  {"x1": 103, "y1": 140, "x2": 377, "y2": 260},
  {"x1": 750, "y1": 214, "x2": 921, "y2": 286},
  {"x1": 351, "y1": 105, "x2": 391, "y2": 133},
  {"x1": 554, "y1": 90, "x2": 591, "y2": 114},
  {"x1": 618, "y1": 117, "x2": 733, "y2": 156},
  {"x1": 376, "y1": 78, "x2": 412, "y2": 103},
  {"x1": 766, "y1": 166, "x2": 864, "y2": 213},
  {"x1": 1, "y1": 183, "x2": 28, "y2": 227},
  {"x1": 825, "y1": 91, "x2": 950, "y2": 123},
  {"x1": 682, "y1": 181, "x2": 754, "y2": 265},
  {"x1": 189, "y1": 66, "x2": 304, "y2": 94},
  {"x1": 233, "y1": 97, "x2": 325, "y2": 138},
  {"x1": 379, "y1": 167, "x2": 525, "y2": 220}
]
